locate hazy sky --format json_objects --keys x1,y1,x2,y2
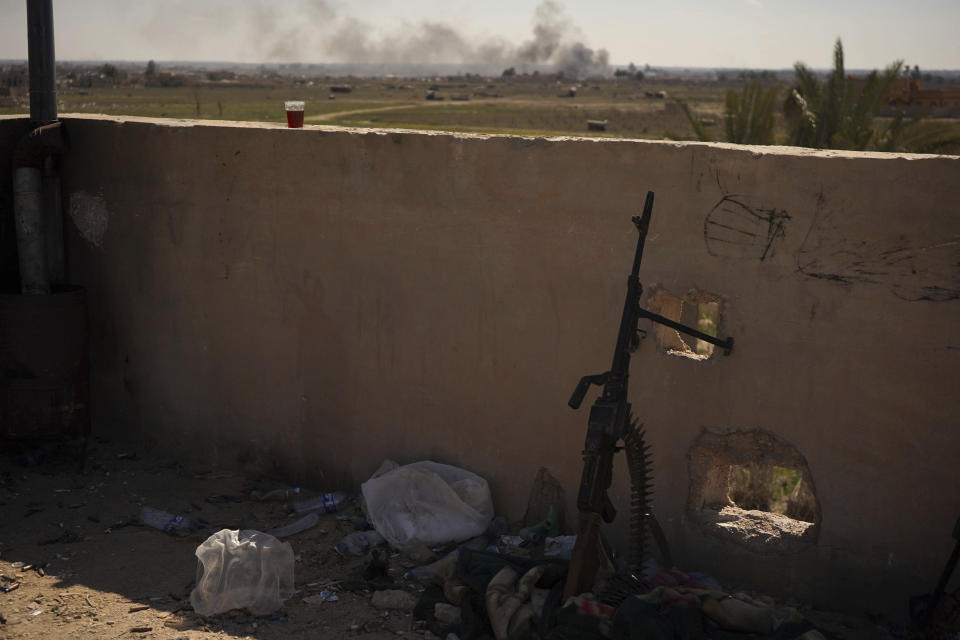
[{"x1": 0, "y1": 0, "x2": 958, "y2": 70}]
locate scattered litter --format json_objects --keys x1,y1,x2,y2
[
  {"x1": 305, "y1": 579, "x2": 337, "y2": 589},
  {"x1": 1, "y1": 583, "x2": 18, "y2": 593},
  {"x1": 139, "y1": 506, "x2": 199, "y2": 535},
  {"x1": 10, "y1": 562, "x2": 23, "y2": 568},
  {"x1": 29, "y1": 609, "x2": 43, "y2": 616},
  {"x1": 518, "y1": 504, "x2": 562, "y2": 542},
  {"x1": 435, "y1": 602, "x2": 461, "y2": 624},
  {"x1": 204, "y1": 494, "x2": 244, "y2": 504},
  {"x1": 362, "y1": 460, "x2": 494, "y2": 546},
  {"x1": 39, "y1": 530, "x2": 85, "y2": 545},
  {"x1": 335, "y1": 530, "x2": 386, "y2": 555},
  {"x1": 494, "y1": 534, "x2": 575, "y2": 560},
  {"x1": 266, "y1": 512, "x2": 320, "y2": 538},
  {"x1": 371, "y1": 589, "x2": 418, "y2": 611},
  {"x1": 130, "y1": 626, "x2": 152, "y2": 633},
  {"x1": 128, "y1": 605, "x2": 150, "y2": 613},
  {"x1": 404, "y1": 550, "x2": 458, "y2": 583},
  {"x1": 362, "y1": 549, "x2": 393, "y2": 587},
  {"x1": 303, "y1": 589, "x2": 339, "y2": 605},
  {"x1": 543, "y1": 535, "x2": 576, "y2": 560},
  {"x1": 250, "y1": 487, "x2": 300, "y2": 501},
  {"x1": 337, "y1": 514, "x2": 370, "y2": 529},
  {"x1": 486, "y1": 516, "x2": 508, "y2": 537},
  {"x1": 398, "y1": 539, "x2": 437, "y2": 566},
  {"x1": 291, "y1": 492, "x2": 353, "y2": 515},
  {"x1": 190, "y1": 529, "x2": 294, "y2": 616}
]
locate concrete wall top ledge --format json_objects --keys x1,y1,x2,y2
[{"x1": 3, "y1": 112, "x2": 957, "y2": 161}]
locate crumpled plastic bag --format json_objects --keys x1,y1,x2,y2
[
  {"x1": 190, "y1": 529, "x2": 294, "y2": 616},
  {"x1": 361, "y1": 460, "x2": 494, "y2": 546}
]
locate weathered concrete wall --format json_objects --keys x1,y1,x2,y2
[{"x1": 3, "y1": 114, "x2": 957, "y2": 614}]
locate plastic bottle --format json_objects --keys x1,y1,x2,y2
[
  {"x1": 139, "y1": 506, "x2": 198, "y2": 534},
  {"x1": 334, "y1": 530, "x2": 385, "y2": 555},
  {"x1": 291, "y1": 492, "x2": 354, "y2": 515}
]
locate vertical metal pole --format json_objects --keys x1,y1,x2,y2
[
  {"x1": 26, "y1": 0, "x2": 57, "y2": 125},
  {"x1": 43, "y1": 155, "x2": 65, "y2": 284},
  {"x1": 13, "y1": 167, "x2": 50, "y2": 294}
]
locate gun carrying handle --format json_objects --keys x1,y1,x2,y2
[{"x1": 569, "y1": 373, "x2": 609, "y2": 409}]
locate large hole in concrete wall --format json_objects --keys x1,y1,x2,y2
[
  {"x1": 686, "y1": 428, "x2": 820, "y2": 555},
  {"x1": 647, "y1": 288, "x2": 723, "y2": 360}
]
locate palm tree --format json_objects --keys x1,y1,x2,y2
[
  {"x1": 784, "y1": 39, "x2": 902, "y2": 150},
  {"x1": 679, "y1": 82, "x2": 778, "y2": 145},
  {"x1": 723, "y1": 83, "x2": 779, "y2": 145},
  {"x1": 874, "y1": 112, "x2": 960, "y2": 154}
]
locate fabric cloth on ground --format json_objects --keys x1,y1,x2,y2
[{"x1": 612, "y1": 585, "x2": 815, "y2": 640}]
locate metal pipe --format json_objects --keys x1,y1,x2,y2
[
  {"x1": 26, "y1": 0, "x2": 57, "y2": 125},
  {"x1": 13, "y1": 122, "x2": 66, "y2": 295},
  {"x1": 43, "y1": 155, "x2": 65, "y2": 284},
  {"x1": 13, "y1": 167, "x2": 49, "y2": 294}
]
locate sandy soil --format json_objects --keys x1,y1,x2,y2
[
  {"x1": 0, "y1": 438, "x2": 930, "y2": 640},
  {"x1": 0, "y1": 439, "x2": 428, "y2": 640}
]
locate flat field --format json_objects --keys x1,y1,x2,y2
[{"x1": 0, "y1": 76, "x2": 746, "y2": 141}]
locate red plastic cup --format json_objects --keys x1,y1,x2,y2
[{"x1": 285, "y1": 101, "x2": 305, "y2": 128}]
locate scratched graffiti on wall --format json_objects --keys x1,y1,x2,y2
[
  {"x1": 702, "y1": 192, "x2": 959, "y2": 301},
  {"x1": 703, "y1": 196, "x2": 791, "y2": 261},
  {"x1": 796, "y1": 204, "x2": 960, "y2": 301}
]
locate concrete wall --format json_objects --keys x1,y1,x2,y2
[{"x1": 2, "y1": 114, "x2": 958, "y2": 614}]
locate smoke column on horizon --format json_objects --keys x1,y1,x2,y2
[{"x1": 140, "y1": 0, "x2": 610, "y2": 78}]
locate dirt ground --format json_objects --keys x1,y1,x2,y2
[
  {"x1": 0, "y1": 437, "x2": 930, "y2": 640},
  {"x1": 0, "y1": 438, "x2": 428, "y2": 640}
]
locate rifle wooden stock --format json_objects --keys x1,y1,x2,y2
[{"x1": 564, "y1": 511, "x2": 602, "y2": 599}]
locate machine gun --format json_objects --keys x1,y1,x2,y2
[{"x1": 563, "y1": 190, "x2": 733, "y2": 599}]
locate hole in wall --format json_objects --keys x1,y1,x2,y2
[
  {"x1": 647, "y1": 288, "x2": 723, "y2": 360},
  {"x1": 687, "y1": 428, "x2": 820, "y2": 555}
]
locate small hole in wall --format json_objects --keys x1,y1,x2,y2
[
  {"x1": 687, "y1": 429, "x2": 820, "y2": 555},
  {"x1": 647, "y1": 289, "x2": 723, "y2": 360},
  {"x1": 728, "y1": 463, "x2": 817, "y2": 523}
]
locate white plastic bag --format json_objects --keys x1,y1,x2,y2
[
  {"x1": 190, "y1": 529, "x2": 294, "y2": 616},
  {"x1": 361, "y1": 460, "x2": 494, "y2": 546}
]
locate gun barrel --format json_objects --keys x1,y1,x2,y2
[{"x1": 630, "y1": 191, "x2": 655, "y2": 276}]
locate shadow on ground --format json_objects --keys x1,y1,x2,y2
[{"x1": 0, "y1": 438, "x2": 408, "y2": 639}]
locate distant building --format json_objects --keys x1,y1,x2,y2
[{"x1": 889, "y1": 78, "x2": 960, "y2": 109}]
